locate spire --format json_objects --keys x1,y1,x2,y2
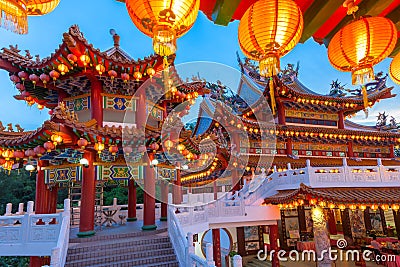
[{"x1": 110, "y1": 29, "x2": 120, "y2": 47}]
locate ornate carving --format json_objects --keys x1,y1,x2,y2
[{"x1": 15, "y1": 124, "x2": 24, "y2": 132}]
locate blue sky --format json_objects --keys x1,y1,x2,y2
[{"x1": 0, "y1": 0, "x2": 398, "y2": 130}]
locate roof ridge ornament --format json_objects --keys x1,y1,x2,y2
[{"x1": 110, "y1": 29, "x2": 120, "y2": 47}]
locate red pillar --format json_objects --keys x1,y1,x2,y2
[
  {"x1": 160, "y1": 180, "x2": 168, "y2": 221},
  {"x1": 212, "y1": 228, "x2": 222, "y2": 267},
  {"x1": 77, "y1": 151, "x2": 96, "y2": 237},
  {"x1": 213, "y1": 180, "x2": 218, "y2": 200},
  {"x1": 127, "y1": 180, "x2": 137, "y2": 221},
  {"x1": 328, "y1": 209, "x2": 338, "y2": 235},
  {"x1": 270, "y1": 225, "x2": 280, "y2": 267},
  {"x1": 338, "y1": 110, "x2": 345, "y2": 129},
  {"x1": 31, "y1": 161, "x2": 51, "y2": 267},
  {"x1": 347, "y1": 141, "x2": 354, "y2": 157},
  {"x1": 90, "y1": 76, "x2": 103, "y2": 127},
  {"x1": 143, "y1": 153, "x2": 157, "y2": 230},
  {"x1": 277, "y1": 99, "x2": 286, "y2": 125},
  {"x1": 390, "y1": 144, "x2": 395, "y2": 158},
  {"x1": 286, "y1": 138, "x2": 293, "y2": 156},
  {"x1": 47, "y1": 184, "x2": 58, "y2": 214}
]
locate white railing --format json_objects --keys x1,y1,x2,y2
[
  {"x1": 0, "y1": 200, "x2": 70, "y2": 267},
  {"x1": 50, "y1": 199, "x2": 70, "y2": 267},
  {"x1": 239, "y1": 158, "x2": 400, "y2": 205}
]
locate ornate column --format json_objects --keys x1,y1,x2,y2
[
  {"x1": 35, "y1": 160, "x2": 48, "y2": 213},
  {"x1": 78, "y1": 150, "x2": 96, "y2": 237},
  {"x1": 127, "y1": 179, "x2": 137, "y2": 221},
  {"x1": 347, "y1": 141, "x2": 354, "y2": 157},
  {"x1": 311, "y1": 206, "x2": 331, "y2": 267},
  {"x1": 173, "y1": 165, "x2": 182, "y2": 204},
  {"x1": 269, "y1": 225, "x2": 280, "y2": 267},
  {"x1": 160, "y1": 179, "x2": 168, "y2": 221},
  {"x1": 142, "y1": 153, "x2": 157, "y2": 230},
  {"x1": 89, "y1": 76, "x2": 103, "y2": 127},
  {"x1": 212, "y1": 228, "x2": 222, "y2": 267},
  {"x1": 286, "y1": 138, "x2": 293, "y2": 156},
  {"x1": 338, "y1": 110, "x2": 345, "y2": 129},
  {"x1": 327, "y1": 209, "x2": 337, "y2": 235},
  {"x1": 232, "y1": 131, "x2": 241, "y2": 191}
]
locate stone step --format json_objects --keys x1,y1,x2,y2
[
  {"x1": 140, "y1": 260, "x2": 180, "y2": 267},
  {"x1": 66, "y1": 247, "x2": 175, "y2": 266},
  {"x1": 66, "y1": 241, "x2": 173, "y2": 261},
  {"x1": 65, "y1": 253, "x2": 178, "y2": 267},
  {"x1": 68, "y1": 235, "x2": 170, "y2": 253},
  {"x1": 69, "y1": 228, "x2": 167, "y2": 243}
]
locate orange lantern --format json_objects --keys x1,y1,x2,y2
[
  {"x1": 51, "y1": 134, "x2": 63, "y2": 146},
  {"x1": 0, "y1": 1, "x2": 27, "y2": 34},
  {"x1": 121, "y1": 73, "x2": 130, "y2": 83},
  {"x1": 94, "y1": 142, "x2": 105, "y2": 154},
  {"x1": 96, "y1": 64, "x2": 106, "y2": 75},
  {"x1": 108, "y1": 145, "x2": 119, "y2": 155},
  {"x1": 177, "y1": 144, "x2": 185, "y2": 152},
  {"x1": 44, "y1": 141, "x2": 55, "y2": 152},
  {"x1": 26, "y1": 0, "x2": 60, "y2": 16},
  {"x1": 146, "y1": 68, "x2": 155, "y2": 78},
  {"x1": 77, "y1": 138, "x2": 88, "y2": 149},
  {"x1": 164, "y1": 140, "x2": 174, "y2": 151},
  {"x1": 80, "y1": 54, "x2": 91, "y2": 70},
  {"x1": 133, "y1": 71, "x2": 142, "y2": 81},
  {"x1": 328, "y1": 16, "x2": 396, "y2": 85},
  {"x1": 57, "y1": 63, "x2": 69, "y2": 75},
  {"x1": 67, "y1": 54, "x2": 77, "y2": 64},
  {"x1": 125, "y1": 0, "x2": 200, "y2": 57},
  {"x1": 238, "y1": 0, "x2": 303, "y2": 77},
  {"x1": 2, "y1": 149, "x2": 14, "y2": 160},
  {"x1": 389, "y1": 53, "x2": 400, "y2": 84}
]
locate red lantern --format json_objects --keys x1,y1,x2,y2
[
  {"x1": 10, "y1": 74, "x2": 20, "y2": 84},
  {"x1": 67, "y1": 54, "x2": 77, "y2": 64},
  {"x1": 137, "y1": 145, "x2": 147, "y2": 153},
  {"x1": 0, "y1": 158, "x2": 5, "y2": 165},
  {"x1": 124, "y1": 146, "x2": 133, "y2": 155},
  {"x1": 43, "y1": 141, "x2": 55, "y2": 152},
  {"x1": 24, "y1": 149, "x2": 36, "y2": 158},
  {"x1": 34, "y1": 146, "x2": 46, "y2": 156},
  {"x1": 39, "y1": 73, "x2": 50, "y2": 87},
  {"x1": 18, "y1": 71, "x2": 28, "y2": 82},
  {"x1": 14, "y1": 150, "x2": 24, "y2": 160},
  {"x1": 121, "y1": 73, "x2": 130, "y2": 83},
  {"x1": 109, "y1": 145, "x2": 119, "y2": 155},
  {"x1": 108, "y1": 70, "x2": 118, "y2": 84},
  {"x1": 29, "y1": 74, "x2": 39, "y2": 87},
  {"x1": 49, "y1": 70, "x2": 60, "y2": 83},
  {"x1": 149, "y1": 143, "x2": 159, "y2": 152},
  {"x1": 16, "y1": 83, "x2": 25, "y2": 91},
  {"x1": 77, "y1": 138, "x2": 88, "y2": 149},
  {"x1": 182, "y1": 149, "x2": 189, "y2": 156}
]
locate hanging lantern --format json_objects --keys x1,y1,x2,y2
[
  {"x1": 125, "y1": 0, "x2": 200, "y2": 57},
  {"x1": 80, "y1": 54, "x2": 91, "y2": 71},
  {"x1": 133, "y1": 71, "x2": 142, "y2": 81},
  {"x1": 2, "y1": 149, "x2": 14, "y2": 160},
  {"x1": 57, "y1": 63, "x2": 69, "y2": 75},
  {"x1": 389, "y1": 53, "x2": 400, "y2": 84},
  {"x1": 49, "y1": 70, "x2": 60, "y2": 84},
  {"x1": 37, "y1": 104, "x2": 44, "y2": 110},
  {"x1": 39, "y1": 73, "x2": 50, "y2": 87},
  {"x1": 16, "y1": 83, "x2": 25, "y2": 91},
  {"x1": 3, "y1": 160, "x2": 13, "y2": 171},
  {"x1": 25, "y1": 149, "x2": 36, "y2": 158},
  {"x1": 182, "y1": 149, "x2": 189, "y2": 156},
  {"x1": 109, "y1": 145, "x2": 119, "y2": 155},
  {"x1": 26, "y1": 0, "x2": 60, "y2": 16},
  {"x1": 371, "y1": 204, "x2": 379, "y2": 211},
  {"x1": 10, "y1": 74, "x2": 20, "y2": 84},
  {"x1": 67, "y1": 54, "x2": 78, "y2": 64},
  {"x1": 18, "y1": 71, "x2": 29, "y2": 83},
  {"x1": 163, "y1": 140, "x2": 174, "y2": 151},
  {"x1": 0, "y1": 1, "x2": 28, "y2": 34},
  {"x1": 123, "y1": 146, "x2": 133, "y2": 155},
  {"x1": 108, "y1": 70, "x2": 117, "y2": 84},
  {"x1": 121, "y1": 73, "x2": 130, "y2": 83},
  {"x1": 177, "y1": 143, "x2": 185, "y2": 152},
  {"x1": 328, "y1": 16, "x2": 396, "y2": 85},
  {"x1": 138, "y1": 145, "x2": 147, "y2": 153},
  {"x1": 96, "y1": 64, "x2": 106, "y2": 75},
  {"x1": 146, "y1": 68, "x2": 155, "y2": 78},
  {"x1": 0, "y1": 158, "x2": 5, "y2": 165},
  {"x1": 51, "y1": 134, "x2": 63, "y2": 146},
  {"x1": 392, "y1": 204, "x2": 400, "y2": 212},
  {"x1": 44, "y1": 141, "x2": 55, "y2": 152},
  {"x1": 149, "y1": 143, "x2": 160, "y2": 152},
  {"x1": 238, "y1": 0, "x2": 303, "y2": 77},
  {"x1": 338, "y1": 204, "x2": 346, "y2": 211},
  {"x1": 381, "y1": 204, "x2": 389, "y2": 211},
  {"x1": 94, "y1": 142, "x2": 105, "y2": 154},
  {"x1": 29, "y1": 74, "x2": 39, "y2": 88},
  {"x1": 77, "y1": 138, "x2": 88, "y2": 149},
  {"x1": 33, "y1": 145, "x2": 46, "y2": 156}
]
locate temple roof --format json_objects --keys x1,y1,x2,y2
[{"x1": 264, "y1": 183, "x2": 400, "y2": 205}]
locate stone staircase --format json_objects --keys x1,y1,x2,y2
[{"x1": 65, "y1": 229, "x2": 179, "y2": 267}]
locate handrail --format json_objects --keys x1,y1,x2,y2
[{"x1": 50, "y1": 199, "x2": 70, "y2": 267}]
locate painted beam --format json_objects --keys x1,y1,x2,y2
[{"x1": 300, "y1": 0, "x2": 343, "y2": 43}]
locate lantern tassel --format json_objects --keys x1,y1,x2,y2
[
  {"x1": 352, "y1": 67, "x2": 374, "y2": 85},
  {"x1": 362, "y1": 85, "x2": 369, "y2": 118},
  {"x1": 260, "y1": 54, "x2": 280, "y2": 78},
  {"x1": 269, "y1": 77, "x2": 276, "y2": 115},
  {"x1": 0, "y1": 3, "x2": 28, "y2": 34}
]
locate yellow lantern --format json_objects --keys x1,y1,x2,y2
[
  {"x1": 95, "y1": 64, "x2": 106, "y2": 75},
  {"x1": 125, "y1": 0, "x2": 200, "y2": 57},
  {"x1": 381, "y1": 204, "x2": 389, "y2": 211},
  {"x1": 163, "y1": 140, "x2": 174, "y2": 151},
  {"x1": 338, "y1": 204, "x2": 346, "y2": 211},
  {"x1": 392, "y1": 204, "x2": 399, "y2": 212},
  {"x1": 328, "y1": 16, "x2": 396, "y2": 85},
  {"x1": 26, "y1": 0, "x2": 60, "y2": 16},
  {"x1": 57, "y1": 64, "x2": 69, "y2": 75},
  {"x1": 94, "y1": 142, "x2": 105, "y2": 154},
  {"x1": 389, "y1": 53, "x2": 400, "y2": 84},
  {"x1": 51, "y1": 134, "x2": 63, "y2": 145},
  {"x1": 238, "y1": 0, "x2": 303, "y2": 77}
]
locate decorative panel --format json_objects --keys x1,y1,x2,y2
[
  {"x1": 95, "y1": 165, "x2": 143, "y2": 181},
  {"x1": 354, "y1": 146, "x2": 389, "y2": 153},
  {"x1": 102, "y1": 95, "x2": 135, "y2": 111},
  {"x1": 285, "y1": 110, "x2": 338, "y2": 121},
  {"x1": 64, "y1": 95, "x2": 90, "y2": 111},
  {"x1": 45, "y1": 166, "x2": 82, "y2": 184},
  {"x1": 146, "y1": 102, "x2": 163, "y2": 121},
  {"x1": 158, "y1": 167, "x2": 176, "y2": 181}
]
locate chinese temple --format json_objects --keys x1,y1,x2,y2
[{"x1": 1, "y1": 0, "x2": 400, "y2": 267}]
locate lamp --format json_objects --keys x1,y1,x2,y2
[
  {"x1": 150, "y1": 159, "x2": 159, "y2": 168},
  {"x1": 79, "y1": 158, "x2": 89, "y2": 168},
  {"x1": 25, "y1": 164, "x2": 35, "y2": 172}
]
